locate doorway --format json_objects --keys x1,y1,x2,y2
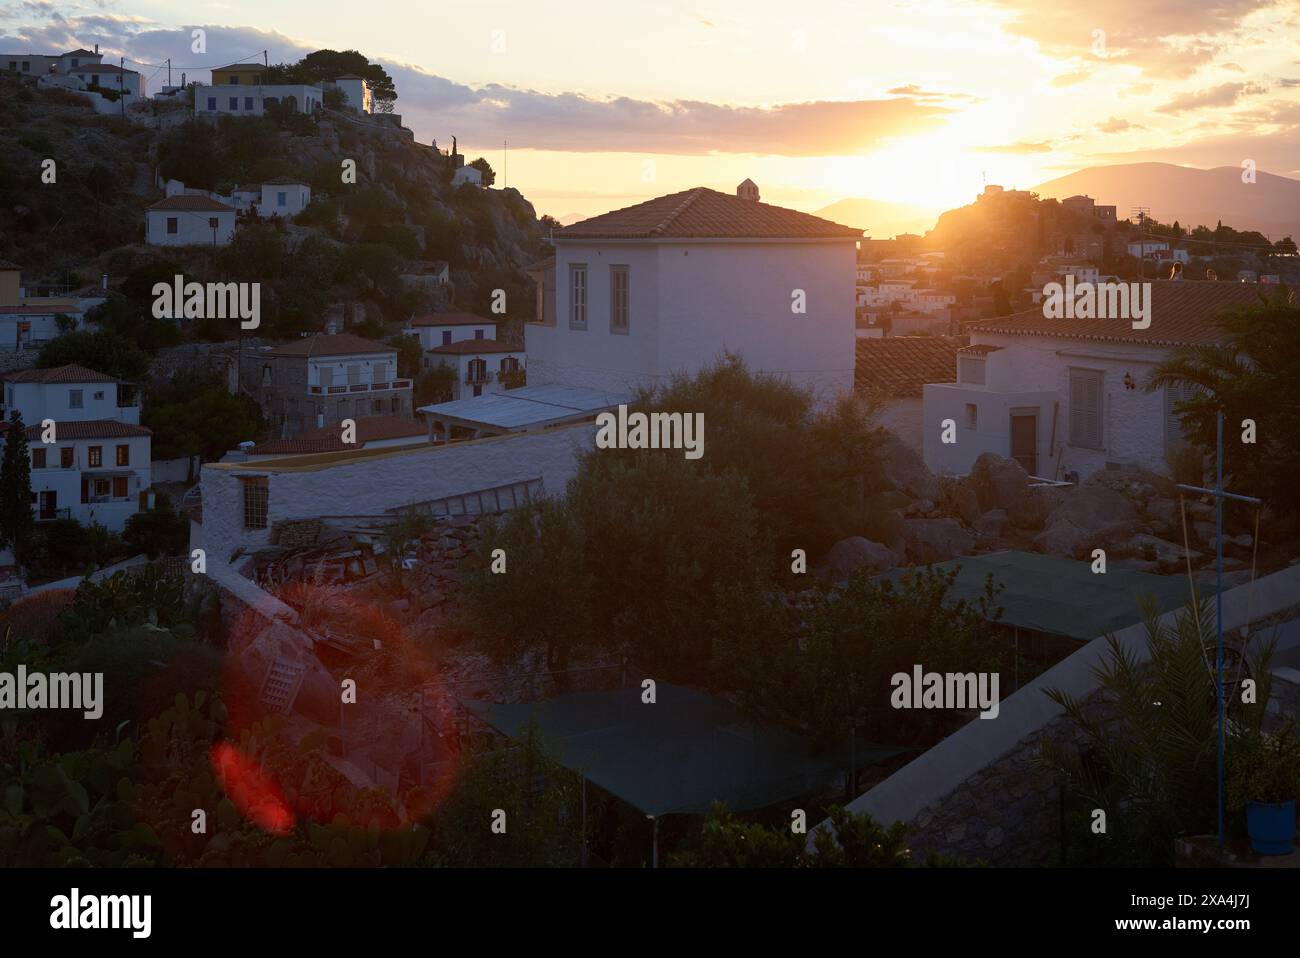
[{"x1": 1009, "y1": 409, "x2": 1038, "y2": 476}]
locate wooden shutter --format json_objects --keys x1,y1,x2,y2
[{"x1": 1069, "y1": 369, "x2": 1102, "y2": 448}]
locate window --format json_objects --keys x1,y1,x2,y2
[
  {"x1": 474, "y1": 329, "x2": 485, "y2": 339},
  {"x1": 391, "y1": 397, "x2": 401, "y2": 414},
  {"x1": 1068, "y1": 368, "x2": 1103, "y2": 449},
  {"x1": 167, "y1": 217, "x2": 178, "y2": 234},
  {"x1": 208, "y1": 217, "x2": 219, "y2": 229},
  {"x1": 472, "y1": 385, "x2": 483, "y2": 397},
  {"x1": 958, "y1": 357, "x2": 986, "y2": 385},
  {"x1": 94, "y1": 478, "x2": 110, "y2": 498},
  {"x1": 88, "y1": 446, "x2": 102, "y2": 468},
  {"x1": 69, "y1": 389, "x2": 83, "y2": 409},
  {"x1": 93, "y1": 390, "x2": 104, "y2": 400},
  {"x1": 277, "y1": 191, "x2": 287, "y2": 207},
  {"x1": 206, "y1": 97, "x2": 216, "y2": 111},
  {"x1": 113, "y1": 476, "x2": 127, "y2": 499},
  {"x1": 116, "y1": 444, "x2": 129, "y2": 466},
  {"x1": 244, "y1": 97, "x2": 253, "y2": 111},
  {"x1": 373, "y1": 362, "x2": 389, "y2": 384},
  {"x1": 319, "y1": 367, "x2": 334, "y2": 388},
  {"x1": 610, "y1": 265, "x2": 630, "y2": 333},
  {"x1": 347, "y1": 365, "x2": 361, "y2": 385},
  {"x1": 241, "y1": 476, "x2": 269, "y2": 530},
  {"x1": 229, "y1": 97, "x2": 239, "y2": 110},
  {"x1": 965, "y1": 403, "x2": 978, "y2": 430},
  {"x1": 372, "y1": 400, "x2": 383, "y2": 414},
  {"x1": 569, "y1": 264, "x2": 587, "y2": 329},
  {"x1": 468, "y1": 359, "x2": 487, "y2": 383},
  {"x1": 60, "y1": 447, "x2": 73, "y2": 469},
  {"x1": 32, "y1": 448, "x2": 46, "y2": 469},
  {"x1": 441, "y1": 331, "x2": 452, "y2": 346}
]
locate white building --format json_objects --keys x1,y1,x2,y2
[
  {"x1": 145, "y1": 195, "x2": 237, "y2": 247},
  {"x1": 526, "y1": 181, "x2": 861, "y2": 401},
  {"x1": 452, "y1": 165, "x2": 484, "y2": 188},
  {"x1": 194, "y1": 84, "x2": 323, "y2": 117},
  {"x1": 3, "y1": 46, "x2": 101, "y2": 78},
  {"x1": 255, "y1": 178, "x2": 312, "y2": 218},
  {"x1": 2, "y1": 364, "x2": 150, "y2": 531},
  {"x1": 68, "y1": 62, "x2": 143, "y2": 98},
  {"x1": 323, "y1": 75, "x2": 373, "y2": 113},
  {"x1": 404, "y1": 313, "x2": 524, "y2": 399},
  {"x1": 921, "y1": 281, "x2": 1266, "y2": 479},
  {"x1": 1126, "y1": 240, "x2": 1170, "y2": 258}
]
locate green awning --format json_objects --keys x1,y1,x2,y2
[{"x1": 466, "y1": 684, "x2": 905, "y2": 817}]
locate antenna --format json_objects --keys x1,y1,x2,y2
[{"x1": 1131, "y1": 206, "x2": 1151, "y2": 276}]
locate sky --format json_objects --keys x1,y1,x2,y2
[{"x1": 3, "y1": 0, "x2": 1298, "y2": 229}]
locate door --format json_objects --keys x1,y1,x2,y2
[
  {"x1": 38, "y1": 490, "x2": 57, "y2": 520},
  {"x1": 1010, "y1": 411, "x2": 1037, "y2": 477}
]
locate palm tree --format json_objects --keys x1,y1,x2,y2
[{"x1": 1036, "y1": 598, "x2": 1275, "y2": 866}]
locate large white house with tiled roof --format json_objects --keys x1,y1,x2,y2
[
  {"x1": 922, "y1": 281, "x2": 1267, "y2": 479},
  {"x1": 2, "y1": 364, "x2": 150, "y2": 530},
  {"x1": 526, "y1": 180, "x2": 862, "y2": 400},
  {"x1": 146, "y1": 195, "x2": 237, "y2": 247}
]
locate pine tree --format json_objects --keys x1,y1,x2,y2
[{"x1": 0, "y1": 411, "x2": 34, "y2": 563}]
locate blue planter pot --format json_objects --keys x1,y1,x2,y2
[{"x1": 1246, "y1": 800, "x2": 1296, "y2": 855}]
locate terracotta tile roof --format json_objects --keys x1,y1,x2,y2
[
  {"x1": 4, "y1": 363, "x2": 116, "y2": 384},
  {"x1": 262, "y1": 176, "x2": 309, "y2": 186},
  {"x1": 251, "y1": 415, "x2": 424, "y2": 455},
  {"x1": 958, "y1": 344, "x2": 1002, "y2": 354},
  {"x1": 21, "y1": 419, "x2": 150, "y2": 440},
  {"x1": 409, "y1": 312, "x2": 496, "y2": 327},
  {"x1": 429, "y1": 339, "x2": 520, "y2": 355},
  {"x1": 72, "y1": 64, "x2": 135, "y2": 75},
  {"x1": 557, "y1": 188, "x2": 863, "y2": 240},
  {"x1": 264, "y1": 333, "x2": 394, "y2": 358},
  {"x1": 0, "y1": 304, "x2": 82, "y2": 315},
  {"x1": 147, "y1": 195, "x2": 236, "y2": 212},
  {"x1": 971, "y1": 280, "x2": 1271, "y2": 346},
  {"x1": 855, "y1": 336, "x2": 959, "y2": 400},
  {"x1": 62, "y1": 48, "x2": 97, "y2": 57}
]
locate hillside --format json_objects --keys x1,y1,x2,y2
[
  {"x1": 813, "y1": 197, "x2": 937, "y2": 239},
  {"x1": 1033, "y1": 162, "x2": 1300, "y2": 242},
  {"x1": 0, "y1": 72, "x2": 548, "y2": 338}
]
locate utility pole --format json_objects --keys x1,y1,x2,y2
[
  {"x1": 120, "y1": 57, "x2": 125, "y2": 117},
  {"x1": 166, "y1": 57, "x2": 171, "y2": 87},
  {"x1": 1176, "y1": 408, "x2": 1262, "y2": 852},
  {"x1": 503, "y1": 139, "x2": 507, "y2": 189},
  {"x1": 1131, "y1": 206, "x2": 1151, "y2": 278}
]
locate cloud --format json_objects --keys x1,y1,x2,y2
[
  {"x1": 986, "y1": 0, "x2": 1273, "y2": 78},
  {"x1": 1097, "y1": 116, "x2": 1142, "y2": 133},
  {"x1": 973, "y1": 140, "x2": 1054, "y2": 154},
  {"x1": 1050, "y1": 70, "x2": 1091, "y2": 88},
  {"x1": 885, "y1": 84, "x2": 978, "y2": 103},
  {"x1": 1155, "y1": 81, "x2": 1268, "y2": 114}
]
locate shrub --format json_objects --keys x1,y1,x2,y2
[
  {"x1": 0, "y1": 588, "x2": 75, "y2": 647},
  {"x1": 123, "y1": 499, "x2": 190, "y2": 559}
]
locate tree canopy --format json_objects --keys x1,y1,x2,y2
[{"x1": 267, "y1": 50, "x2": 397, "y2": 107}]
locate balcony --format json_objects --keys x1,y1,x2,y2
[
  {"x1": 465, "y1": 371, "x2": 491, "y2": 386},
  {"x1": 308, "y1": 379, "x2": 412, "y2": 395}
]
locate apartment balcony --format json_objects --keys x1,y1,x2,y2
[
  {"x1": 465, "y1": 371, "x2": 491, "y2": 386},
  {"x1": 307, "y1": 379, "x2": 412, "y2": 396}
]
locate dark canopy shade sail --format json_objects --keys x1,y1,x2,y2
[
  {"x1": 466, "y1": 684, "x2": 906, "y2": 817},
  {"x1": 875, "y1": 550, "x2": 1198, "y2": 642}
]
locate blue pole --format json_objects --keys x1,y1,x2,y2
[{"x1": 1216, "y1": 409, "x2": 1224, "y2": 849}]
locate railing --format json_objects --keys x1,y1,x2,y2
[
  {"x1": 308, "y1": 379, "x2": 413, "y2": 395},
  {"x1": 465, "y1": 371, "x2": 490, "y2": 385}
]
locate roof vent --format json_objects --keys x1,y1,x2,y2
[{"x1": 737, "y1": 178, "x2": 760, "y2": 202}]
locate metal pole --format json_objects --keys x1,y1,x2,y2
[
  {"x1": 649, "y1": 815, "x2": 658, "y2": 869},
  {"x1": 1215, "y1": 409, "x2": 1224, "y2": 849},
  {"x1": 580, "y1": 776, "x2": 588, "y2": 868}
]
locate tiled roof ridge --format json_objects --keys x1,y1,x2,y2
[{"x1": 650, "y1": 187, "x2": 708, "y2": 237}]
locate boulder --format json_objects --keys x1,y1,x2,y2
[
  {"x1": 940, "y1": 478, "x2": 982, "y2": 525},
  {"x1": 904, "y1": 498, "x2": 936, "y2": 517},
  {"x1": 1124, "y1": 533, "x2": 1200, "y2": 571},
  {"x1": 967, "y1": 453, "x2": 1030, "y2": 516},
  {"x1": 974, "y1": 509, "x2": 1009, "y2": 538},
  {"x1": 1045, "y1": 484, "x2": 1138, "y2": 529},
  {"x1": 1085, "y1": 467, "x2": 1177, "y2": 503},
  {"x1": 867, "y1": 490, "x2": 912, "y2": 514},
  {"x1": 1034, "y1": 517, "x2": 1145, "y2": 560},
  {"x1": 824, "y1": 537, "x2": 898, "y2": 579},
  {"x1": 1145, "y1": 497, "x2": 1180, "y2": 535},
  {"x1": 877, "y1": 433, "x2": 941, "y2": 500},
  {"x1": 902, "y1": 518, "x2": 975, "y2": 565}
]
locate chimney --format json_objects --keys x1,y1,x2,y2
[
  {"x1": 95, "y1": 43, "x2": 99, "y2": 55},
  {"x1": 737, "y1": 178, "x2": 760, "y2": 202}
]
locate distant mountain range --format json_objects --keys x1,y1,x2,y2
[
  {"x1": 813, "y1": 197, "x2": 940, "y2": 240},
  {"x1": 1032, "y1": 163, "x2": 1300, "y2": 241}
]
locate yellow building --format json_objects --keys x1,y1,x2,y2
[{"x1": 210, "y1": 62, "x2": 267, "y2": 86}]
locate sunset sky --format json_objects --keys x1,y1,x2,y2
[{"x1": 4, "y1": 0, "x2": 1298, "y2": 228}]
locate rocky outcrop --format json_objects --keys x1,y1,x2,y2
[
  {"x1": 1033, "y1": 484, "x2": 1144, "y2": 559},
  {"x1": 877, "y1": 433, "x2": 941, "y2": 501},
  {"x1": 902, "y1": 518, "x2": 975, "y2": 565},
  {"x1": 824, "y1": 537, "x2": 899, "y2": 579}
]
